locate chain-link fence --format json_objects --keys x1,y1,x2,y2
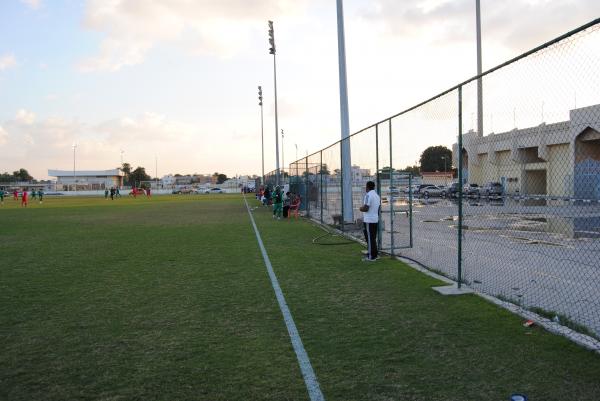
[{"x1": 265, "y1": 19, "x2": 600, "y2": 345}]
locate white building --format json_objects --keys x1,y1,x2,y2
[{"x1": 48, "y1": 169, "x2": 124, "y2": 191}]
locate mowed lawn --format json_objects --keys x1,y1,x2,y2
[{"x1": 1, "y1": 194, "x2": 600, "y2": 401}]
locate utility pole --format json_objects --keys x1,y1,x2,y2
[
  {"x1": 268, "y1": 20, "x2": 280, "y2": 186},
  {"x1": 281, "y1": 129, "x2": 285, "y2": 178},
  {"x1": 258, "y1": 86, "x2": 265, "y2": 185},
  {"x1": 336, "y1": 0, "x2": 353, "y2": 223}
]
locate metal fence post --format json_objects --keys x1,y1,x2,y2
[
  {"x1": 375, "y1": 125, "x2": 382, "y2": 250},
  {"x1": 339, "y1": 140, "x2": 344, "y2": 232},
  {"x1": 389, "y1": 119, "x2": 394, "y2": 256},
  {"x1": 305, "y1": 156, "x2": 309, "y2": 217},
  {"x1": 409, "y1": 174, "x2": 413, "y2": 248},
  {"x1": 320, "y1": 151, "x2": 324, "y2": 224},
  {"x1": 457, "y1": 86, "x2": 464, "y2": 289}
]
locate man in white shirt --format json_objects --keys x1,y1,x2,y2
[{"x1": 359, "y1": 181, "x2": 380, "y2": 261}]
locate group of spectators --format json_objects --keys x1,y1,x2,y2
[
  {"x1": 257, "y1": 186, "x2": 301, "y2": 219},
  {"x1": 255, "y1": 181, "x2": 381, "y2": 262}
]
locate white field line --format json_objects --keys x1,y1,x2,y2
[{"x1": 243, "y1": 195, "x2": 325, "y2": 401}]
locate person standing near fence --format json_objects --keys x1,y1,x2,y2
[
  {"x1": 38, "y1": 188, "x2": 44, "y2": 204},
  {"x1": 360, "y1": 181, "x2": 380, "y2": 262},
  {"x1": 0, "y1": 188, "x2": 4, "y2": 205},
  {"x1": 272, "y1": 186, "x2": 283, "y2": 220}
]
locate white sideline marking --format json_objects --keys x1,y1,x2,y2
[{"x1": 243, "y1": 195, "x2": 326, "y2": 401}]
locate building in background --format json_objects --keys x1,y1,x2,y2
[
  {"x1": 48, "y1": 169, "x2": 124, "y2": 191},
  {"x1": 421, "y1": 172, "x2": 453, "y2": 186},
  {"x1": 453, "y1": 104, "x2": 600, "y2": 198}
]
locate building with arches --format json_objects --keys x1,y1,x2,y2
[{"x1": 453, "y1": 104, "x2": 600, "y2": 199}]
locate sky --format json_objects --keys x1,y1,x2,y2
[{"x1": 0, "y1": 0, "x2": 599, "y2": 180}]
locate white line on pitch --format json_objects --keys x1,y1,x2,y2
[{"x1": 243, "y1": 195, "x2": 325, "y2": 401}]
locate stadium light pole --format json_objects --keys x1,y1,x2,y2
[
  {"x1": 336, "y1": 0, "x2": 353, "y2": 224},
  {"x1": 268, "y1": 20, "x2": 281, "y2": 187},
  {"x1": 476, "y1": 0, "x2": 483, "y2": 138},
  {"x1": 258, "y1": 86, "x2": 265, "y2": 185}
]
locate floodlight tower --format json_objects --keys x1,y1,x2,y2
[
  {"x1": 336, "y1": 0, "x2": 353, "y2": 224},
  {"x1": 268, "y1": 20, "x2": 281, "y2": 186},
  {"x1": 258, "y1": 86, "x2": 265, "y2": 185}
]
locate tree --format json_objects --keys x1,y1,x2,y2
[
  {"x1": 217, "y1": 174, "x2": 227, "y2": 184},
  {"x1": 130, "y1": 166, "x2": 151, "y2": 187},
  {"x1": 378, "y1": 166, "x2": 394, "y2": 180},
  {"x1": 402, "y1": 165, "x2": 421, "y2": 176},
  {"x1": 0, "y1": 172, "x2": 13, "y2": 182},
  {"x1": 318, "y1": 164, "x2": 330, "y2": 175},
  {"x1": 419, "y1": 146, "x2": 452, "y2": 172},
  {"x1": 120, "y1": 163, "x2": 132, "y2": 186},
  {"x1": 212, "y1": 172, "x2": 228, "y2": 184},
  {"x1": 12, "y1": 168, "x2": 33, "y2": 181}
]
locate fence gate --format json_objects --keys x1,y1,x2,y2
[{"x1": 378, "y1": 171, "x2": 413, "y2": 254}]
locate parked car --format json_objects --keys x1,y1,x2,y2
[
  {"x1": 413, "y1": 184, "x2": 431, "y2": 195},
  {"x1": 387, "y1": 186, "x2": 400, "y2": 195},
  {"x1": 481, "y1": 182, "x2": 504, "y2": 197},
  {"x1": 463, "y1": 183, "x2": 480, "y2": 197},
  {"x1": 446, "y1": 182, "x2": 462, "y2": 198},
  {"x1": 205, "y1": 187, "x2": 224, "y2": 194},
  {"x1": 172, "y1": 187, "x2": 194, "y2": 194},
  {"x1": 420, "y1": 185, "x2": 445, "y2": 198}
]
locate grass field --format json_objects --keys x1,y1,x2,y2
[{"x1": 1, "y1": 194, "x2": 600, "y2": 400}]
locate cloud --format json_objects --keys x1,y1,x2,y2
[
  {"x1": 15, "y1": 109, "x2": 36, "y2": 125},
  {"x1": 359, "y1": 0, "x2": 600, "y2": 51},
  {"x1": 0, "y1": 54, "x2": 17, "y2": 71},
  {"x1": 78, "y1": 0, "x2": 310, "y2": 71},
  {"x1": 95, "y1": 112, "x2": 196, "y2": 142},
  {"x1": 0, "y1": 111, "x2": 207, "y2": 179},
  {"x1": 0, "y1": 126, "x2": 8, "y2": 145},
  {"x1": 20, "y1": 0, "x2": 42, "y2": 10}
]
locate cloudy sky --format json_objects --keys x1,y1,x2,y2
[{"x1": 0, "y1": 0, "x2": 599, "y2": 179}]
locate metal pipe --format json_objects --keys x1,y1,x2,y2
[{"x1": 458, "y1": 86, "x2": 464, "y2": 289}]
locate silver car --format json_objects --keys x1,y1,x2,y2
[{"x1": 420, "y1": 185, "x2": 445, "y2": 198}]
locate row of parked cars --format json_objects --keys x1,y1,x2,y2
[
  {"x1": 391, "y1": 182, "x2": 504, "y2": 198},
  {"x1": 172, "y1": 187, "x2": 224, "y2": 194}
]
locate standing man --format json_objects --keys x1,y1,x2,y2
[
  {"x1": 38, "y1": 188, "x2": 44, "y2": 204},
  {"x1": 0, "y1": 188, "x2": 4, "y2": 205},
  {"x1": 359, "y1": 181, "x2": 380, "y2": 262}
]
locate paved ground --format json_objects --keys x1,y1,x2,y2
[{"x1": 311, "y1": 195, "x2": 600, "y2": 338}]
